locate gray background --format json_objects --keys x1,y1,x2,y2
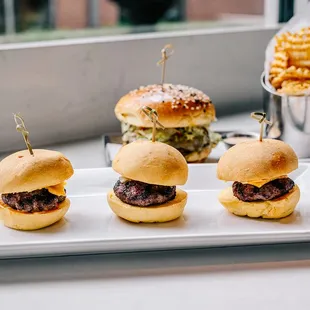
[{"x1": 0, "y1": 26, "x2": 278, "y2": 152}]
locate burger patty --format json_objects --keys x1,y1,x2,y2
[
  {"x1": 113, "y1": 179, "x2": 176, "y2": 207},
  {"x1": 2, "y1": 189, "x2": 66, "y2": 213},
  {"x1": 232, "y1": 178, "x2": 294, "y2": 202}
]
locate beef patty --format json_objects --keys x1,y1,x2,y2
[
  {"x1": 2, "y1": 189, "x2": 66, "y2": 213},
  {"x1": 232, "y1": 177, "x2": 294, "y2": 202},
  {"x1": 113, "y1": 179, "x2": 176, "y2": 207}
]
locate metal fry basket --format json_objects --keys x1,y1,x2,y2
[{"x1": 261, "y1": 73, "x2": 310, "y2": 159}]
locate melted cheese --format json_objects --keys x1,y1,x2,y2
[
  {"x1": 245, "y1": 180, "x2": 271, "y2": 188},
  {"x1": 46, "y1": 182, "x2": 66, "y2": 196},
  {"x1": 119, "y1": 177, "x2": 131, "y2": 183},
  {"x1": 244, "y1": 176, "x2": 287, "y2": 188}
]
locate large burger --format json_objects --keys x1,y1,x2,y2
[
  {"x1": 115, "y1": 84, "x2": 221, "y2": 162},
  {"x1": 217, "y1": 139, "x2": 300, "y2": 219},
  {"x1": 0, "y1": 149, "x2": 74, "y2": 230},
  {"x1": 107, "y1": 140, "x2": 188, "y2": 223}
]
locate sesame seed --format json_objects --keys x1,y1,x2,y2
[{"x1": 134, "y1": 84, "x2": 210, "y2": 110}]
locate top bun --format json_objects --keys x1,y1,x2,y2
[
  {"x1": 115, "y1": 84, "x2": 215, "y2": 128},
  {"x1": 112, "y1": 140, "x2": 188, "y2": 186},
  {"x1": 0, "y1": 149, "x2": 74, "y2": 194},
  {"x1": 217, "y1": 139, "x2": 298, "y2": 183}
]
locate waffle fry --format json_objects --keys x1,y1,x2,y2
[
  {"x1": 269, "y1": 51, "x2": 288, "y2": 83},
  {"x1": 290, "y1": 59, "x2": 310, "y2": 67},
  {"x1": 288, "y1": 44, "x2": 310, "y2": 64},
  {"x1": 271, "y1": 67, "x2": 310, "y2": 88},
  {"x1": 278, "y1": 79, "x2": 310, "y2": 96},
  {"x1": 269, "y1": 27, "x2": 310, "y2": 94}
]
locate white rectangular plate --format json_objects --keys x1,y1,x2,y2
[{"x1": 0, "y1": 164, "x2": 310, "y2": 259}]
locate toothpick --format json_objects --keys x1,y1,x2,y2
[
  {"x1": 141, "y1": 106, "x2": 165, "y2": 142},
  {"x1": 13, "y1": 113, "x2": 34, "y2": 155},
  {"x1": 250, "y1": 112, "x2": 272, "y2": 142},
  {"x1": 157, "y1": 44, "x2": 174, "y2": 85}
]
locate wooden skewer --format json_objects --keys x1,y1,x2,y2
[
  {"x1": 141, "y1": 106, "x2": 165, "y2": 142},
  {"x1": 13, "y1": 113, "x2": 34, "y2": 155},
  {"x1": 250, "y1": 112, "x2": 272, "y2": 142},
  {"x1": 157, "y1": 44, "x2": 174, "y2": 85}
]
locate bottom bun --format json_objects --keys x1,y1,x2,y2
[
  {"x1": 107, "y1": 188, "x2": 187, "y2": 223},
  {"x1": 185, "y1": 146, "x2": 212, "y2": 163},
  {"x1": 218, "y1": 185, "x2": 300, "y2": 219},
  {"x1": 0, "y1": 198, "x2": 70, "y2": 230}
]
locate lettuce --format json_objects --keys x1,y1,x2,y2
[{"x1": 121, "y1": 122, "x2": 222, "y2": 153}]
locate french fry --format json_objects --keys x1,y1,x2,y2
[
  {"x1": 269, "y1": 29, "x2": 310, "y2": 93},
  {"x1": 271, "y1": 66, "x2": 310, "y2": 89},
  {"x1": 278, "y1": 79, "x2": 310, "y2": 96},
  {"x1": 289, "y1": 59, "x2": 310, "y2": 68}
]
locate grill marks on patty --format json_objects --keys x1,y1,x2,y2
[
  {"x1": 232, "y1": 178, "x2": 295, "y2": 202},
  {"x1": 2, "y1": 188, "x2": 66, "y2": 213},
  {"x1": 113, "y1": 179, "x2": 176, "y2": 207}
]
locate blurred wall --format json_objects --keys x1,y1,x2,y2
[
  {"x1": 54, "y1": 0, "x2": 264, "y2": 29},
  {"x1": 56, "y1": 0, "x2": 117, "y2": 28},
  {"x1": 56, "y1": 0, "x2": 88, "y2": 28},
  {"x1": 187, "y1": 0, "x2": 264, "y2": 20},
  {"x1": 99, "y1": 0, "x2": 118, "y2": 25}
]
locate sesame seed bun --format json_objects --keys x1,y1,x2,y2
[
  {"x1": 113, "y1": 140, "x2": 188, "y2": 186},
  {"x1": 218, "y1": 185, "x2": 300, "y2": 219},
  {"x1": 115, "y1": 84, "x2": 215, "y2": 128},
  {"x1": 0, "y1": 198, "x2": 70, "y2": 230},
  {"x1": 217, "y1": 139, "x2": 298, "y2": 183},
  {"x1": 0, "y1": 149, "x2": 74, "y2": 194},
  {"x1": 107, "y1": 188, "x2": 187, "y2": 223}
]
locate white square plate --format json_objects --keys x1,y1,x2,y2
[{"x1": 0, "y1": 164, "x2": 309, "y2": 259}]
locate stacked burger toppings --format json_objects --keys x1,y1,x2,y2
[
  {"x1": 107, "y1": 140, "x2": 188, "y2": 223},
  {"x1": 217, "y1": 139, "x2": 300, "y2": 219},
  {"x1": 0, "y1": 149, "x2": 74, "y2": 230},
  {"x1": 115, "y1": 84, "x2": 221, "y2": 163}
]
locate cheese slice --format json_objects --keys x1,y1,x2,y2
[
  {"x1": 119, "y1": 177, "x2": 131, "y2": 183},
  {"x1": 46, "y1": 182, "x2": 66, "y2": 196},
  {"x1": 244, "y1": 175, "x2": 287, "y2": 188},
  {"x1": 245, "y1": 180, "x2": 272, "y2": 188}
]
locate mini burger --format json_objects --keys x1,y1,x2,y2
[
  {"x1": 107, "y1": 140, "x2": 188, "y2": 223},
  {"x1": 217, "y1": 139, "x2": 300, "y2": 219},
  {"x1": 115, "y1": 84, "x2": 221, "y2": 163},
  {"x1": 0, "y1": 149, "x2": 74, "y2": 230}
]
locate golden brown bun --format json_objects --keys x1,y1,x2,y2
[
  {"x1": 0, "y1": 149, "x2": 74, "y2": 194},
  {"x1": 0, "y1": 198, "x2": 70, "y2": 230},
  {"x1": 115, "y1": 84, "x2": 215, "y2": 128},
  {"x1": 217, "y1": 139, "x2": 298, "y2": 183},
  {"x1": 113, "y1": 140, "x2": 188, "y2": 186},
  {"x1": 218, "y1": 185, "x2": 300, "y2": 219},
  {"x1": 107, "y1": 188, "x2": 187, "y2": 223},
  {"x1": 185, "y1": 145, "x2": 212, "y2": 163}
]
